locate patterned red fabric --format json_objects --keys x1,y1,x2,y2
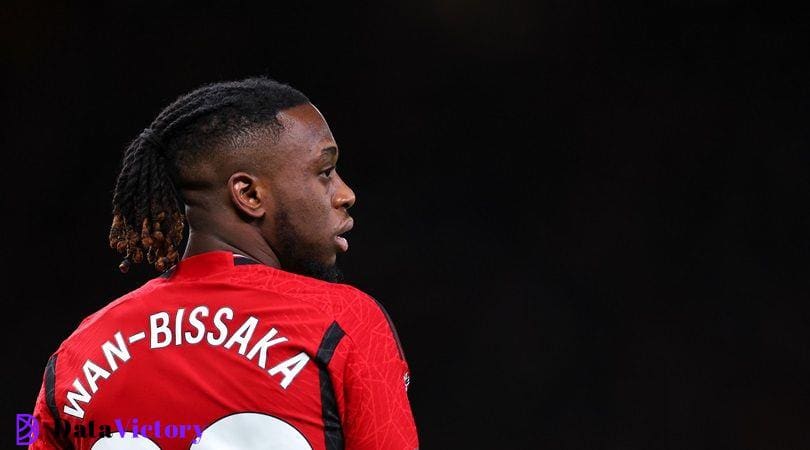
[{"x1": 30, "y1": 251, "x2": 418, "y2": 450}]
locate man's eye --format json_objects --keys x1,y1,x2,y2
[{"x1": 320, "y1": 167, "x2": 335, "y2": 178}]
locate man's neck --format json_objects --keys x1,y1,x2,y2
[{"x1": 182, "y1": 229, "x2": 282, "y2": 269}]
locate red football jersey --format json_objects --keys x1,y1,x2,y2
[{"x1": 30, "y1": 251, "x2": 418, "y2": 450}]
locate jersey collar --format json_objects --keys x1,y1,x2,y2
[{"x1": 160, "y1": 250, "x2": 262, "y2": 279}]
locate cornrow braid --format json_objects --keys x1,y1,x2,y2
[
  {"x1": 109, "y1": 129, "x2": 182, "y2": 272},
  {"x1": 109, "y1": 77, "x2": 309, "y2": 273}
]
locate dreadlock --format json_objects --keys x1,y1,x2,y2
[{"x1": 109, "y1": 77, "x2": 310, "y2": 273}]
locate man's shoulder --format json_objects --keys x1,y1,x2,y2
[
  {"x1": 247, "y1": 268, "x2": 395, "y2": 335},
  {"x1": 226, "y1": 264, "x2": 382, "y2": 317},
  {"x1": 319, "y1": 284, "x2": 403, "y2": 351},
  {"x1": 281, "y1": 277, "x2": 386, "y2": 325},
  {"x1": 168, "y1": 264, "x2": 401, "y2": 353}
]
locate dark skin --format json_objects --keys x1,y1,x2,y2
[{"x1": 179, "y1": 103, "x2": 356, "y2": 279}]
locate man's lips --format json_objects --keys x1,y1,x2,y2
[
  {"x1": 335, "y1": 218, "x2": 354, "y2": 252},
  {"x1": 335, "y1": 236, "x2": 349, "y2": 252}
]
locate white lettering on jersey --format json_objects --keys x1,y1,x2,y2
[
  {"x1": 268, "y1": 352, "x2": 311, "y2": 389},
  {"x1": 101, "y1": 332, "x2": 130, "y2": 371},
  {"x1": 207, "y1": 307, "x2": 233, "y2": 345},
  {"x1": 150, "y1": 312, "x2": 171, "y2": 349},
  {"x1": 64, "y1": 331, "x2": 131, "y2": 418},
  {"x1": 246, "y1": 328, "x2": 288, "y2": 369},
  {"x1": 223, "y1": 316, "x2": 258, "y2": 355},
  {"x1": 83, "y1": 359, "x2": 111, "y2": 393},
  {"x1": 65, "y1": 307, "x2": 311, "y2": 417},
  {"x1": 185, "y1": 306, "x2": 209, "y2": 344},
  {"x1": 64, "y1": 378, "x2": 92, "y2": 419}
]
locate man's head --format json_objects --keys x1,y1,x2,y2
[{"x1": 109, "y1": 77, "x2": 356, "y2": 281}]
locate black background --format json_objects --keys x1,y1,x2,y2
[{"x1": 3, "y1": 1, "x2": 810, "y2": 448}]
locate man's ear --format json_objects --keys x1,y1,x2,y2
[{"x1": 228, "y1": 172, "x2": 270, "y2": 219}]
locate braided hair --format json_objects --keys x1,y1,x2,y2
[{"x1": 109, "y1": 77, "x2": 309, "y2": 273}]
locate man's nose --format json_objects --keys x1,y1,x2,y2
[{"x1": 334, "y1": 173, "x2": 356, "y2": 210}]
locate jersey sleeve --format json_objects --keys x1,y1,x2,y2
[
  {"x1": 29, "y1": 355, "x2": 66, "y2": 450},
  {"x1": 335, "y1": 290, "x2": 418, "y2": 450}
]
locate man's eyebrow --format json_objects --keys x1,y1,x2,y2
[{"x1": 317, "y1": 146, "x2": 338, "y2": 162}]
